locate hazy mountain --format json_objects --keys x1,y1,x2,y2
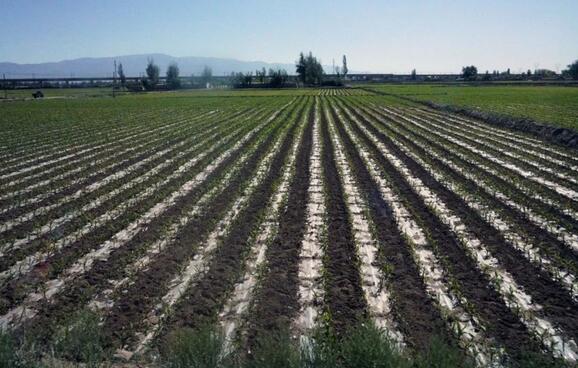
[{"x1": 0, "y1": 53, "x2": 347, "y2": 78}]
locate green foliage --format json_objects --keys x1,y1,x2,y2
[
  {"x1": 368, "y1": 84, "x2": 578, "y2": 130},
  {"x1": 232, "y1": 72, "x2": 253, "y2": 88},
  {"x1": 338, "y1": 323, "x2": 408, "y2": 368},
  {"x1": 247, "y1": 332, "x2": 301, "y2": 368},
  {"x1": 166, "y1": 62, "x2": 181, "y2": 90},
  {"x1": 0, "y1": 330, "x2": 30, "y2": 368},
  {"x1": 117, "y1": 62, "x2": 126, "y2": 87},
  {"x1": 145, "y1": 58, "x2": 160, "y2": 90},
  {"x1": 342, "y1": 55, "x2": 348, "y2": 78},
  {"x1": 461, "y1": 65, "x2": 478, "y2": 81},
  {"x1": 51, "y1": 309, "x2": 106, "y2": 366},
  {"x1": 412, "y1": 336, "x2": 473, "y2": 368},
  {"x1": 268, "y1": 69, "x2": 288, "y2": 88},
  {"x1": 201, "y1": 66, "x2": 213, "y2": 88},
  {"x1": 162, "y1": 325, "x2": 229, "y2": 368},
  {"x1": 565, "y1": 59, "x2": 578, "y2": 80},
  {"x1": 296, "y1": 52, "x2": 324, "y2": 86}
]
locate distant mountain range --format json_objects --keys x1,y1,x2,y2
[{"x1": 0, "y1": 53, "x2": 350, "y2": 78}]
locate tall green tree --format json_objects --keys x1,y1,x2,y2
[
  {"x1": 145, "y1": 58, "x2": 160, "y2": 90},
  {"x1": 117, "y1": 63, "x2": 126, "y2": 88},
  {"x1": 166, "y1": 62, "x2": 180, "y2": 89},
  {"x1": 296, "y1": 52, "x2": 324, "y2": 86},
  {"x1": 461, "y1": 65, "x2": 478, "y2": 81},
  {"x1": 201, "y1": 66, "x2": 213, "y2": 88},
  {"x1": 342, "y1": 55, "x2": 348, "y2": 78},
  {"x1": 268, "y1": 68, "x2": 288, "y2": 87},
  {"x1": 565, "y1": 60, "x2": 578, "y2": 80},
  {"x1": 296, "y1": 52, "x2": 306, "y2": 84}
]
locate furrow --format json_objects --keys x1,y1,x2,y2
[
  {"x1": 382, "y1": 107, "x2": 578, "y2": 201},
  {"x1": 326, "y1": 107, "x2": 403, "y2": 345},
  {"x1": 417, "y1": 108, "x2": 578, "y2": 165},
  {"x1": 293, "y1": 99, "x2": 326, "y2": 336},
  {"x1": 348, "y1": 105, "x2": 578, "y2": 362},
  {"x1": 332, "y1": 102, "x2": 501, "y2": 366},
  {"x1": 0, "y1": 105, "x2": 283, "y2": 330},
  {"x1": 218, "y1": 105, "x2": 305, "y2": 350},
  {"x1": 0, "y1": 109, "x2": 241, "y2": 206},
  {"x1": 414, "y1": 108, "x2": 578, "y2": 173},
  {"x1": 0, "y1": 117, "x2": 251, "y2": 283},
  {"x1": 347, "y1": 102, "x2": 578, "y2": 288},
  {"x1": 363, "y1": 102, "x2": 578, "y2": 222},
  {"x1": 104, "y1": 99, "x2": 301, "y2": 352},
  {"x1": 391, "y1": 107, "x2": 578, "y2": 188}
]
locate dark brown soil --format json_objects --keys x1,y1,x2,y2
[
  {"x1": 318, "y1": 99, "x2": 367, "y2": 334},
  {"x1": 328, "y1": 100, "x2": 450, "y2": 352},
  {"x1": 245, "y1": 99, "x2": 315, "y2": 350},
  {"x1": 338, "y1": 98, "x2": 578, "y2": 356}
]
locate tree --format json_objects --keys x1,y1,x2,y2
[
  {"x1": 166, "y1": 62, "x2": 180, "y2": 90},
  {"x1": 232, "y1": 72, "x2": 253, "y2": 88},
  {"x1": 411, "y1": 69, "x2": 417, "y2": 80},
  {"x1": 118, "y1": 63, "x2": 126, "y2": 88},
  {"x1": 527, "y1": 69, "x2": 532, "y2": 76},
  {"x1": 506, "y1": 68, "x2": 511, "y2": 75},
  {"x1": 565, "y1": 60, "x2": 578, "y2": 80},
  {"x1": 296, "y1": 52, "x2": 306, "y2": 84},
  {"x1": 342, "y1": 55, "x2": 348, "y2": 78},
  {"x1": 145, "y1": 58, "x2": 160, "y2": 90},
  {"x1": 201, "y1": 66, "x2": 212, "y2": 88},
  {"x1": 268, "y1": 68, "x2": 288, "y2": 88},
  {"x1": 461, "y1": 65, "x2": 478, "y2": 81},
  {"x1": 296, "y1": 52, "x2": 324, "y2": 86}
]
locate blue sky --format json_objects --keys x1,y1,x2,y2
[{"x1": 1, "y1": 0, "x2": 576, "y2": 73}]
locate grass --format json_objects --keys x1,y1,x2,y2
[
  {"x1": 364, "y1": 84, "x2": 578, "y2": 131},
  {"x1": 161, "y1": 322, "x2": 473, "y2": 368}
]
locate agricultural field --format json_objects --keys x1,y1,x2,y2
[
  {"x1": 368, "y1": 84, "x2": 578, "y2": 131},
  {"x1": 1, "y1": 89, "x2": 578, "y2": 367}
]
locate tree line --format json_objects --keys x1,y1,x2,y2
[
  {"x1": 457, "y1": 60, "x2": 578, "y2": 81},
  {"x1": 114, "y1": 51, "x2": 349, "y2": 91}
]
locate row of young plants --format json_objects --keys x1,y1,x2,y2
[
  {"x1": 0, "y1": 107, "x2": 172, "y2": 175},
  {"x1": 0, "y1": 104, "x2": 270, "y2": 241},
  {"x1": 366, "y1": 102, "x2": 578, "y2": 250},
  {"x1": 0, "y1": 108, "x2": 244, "y2": 216},
  {"x1": 2, "y1": 94, "x2": 573, "y2": 367},
  {"x1": 116, "y1": 97, "x2": 310, "y2": 354},
  {"x1": 409, "y1": 105, "x2": 578, "y2": 166},
  {"x1": 0, "y1": 97, "x2": 232, "y2": 161},
  {"x1": 0, "y1": 105, "x2": 252, "y2": 200},
  {"x1": 0, "y1": 97, "x2": 255, "y2": 179},
  {"x1": 412, "y1": 108, "x2": 578, "y2": 175},
  {"x1": 361, "y1": 105, "x2": 578, "y2": 299},
  {"x1": 217, "y1": 99, "x2": 309, "y2": 354},
  {"x1": 333, "y1": 98, "x2": 577, "y2": 364},
  {"x1": 0, "y1": 106, "x2": 273, "y2": 291},
  {"x1": 354, "y1": 102, "x2": 578, "y2": 289},
  {"x1": 0, "y1": 99, "x2": 296, "y2": 325},
  {"x1": 0, "y1": 107, "x2": 161, "y2": 165},
  {"x1": 2, "y1": 97, "x2": 302, "y2": 345},
  {"x1": 0, "y1": 107, "x2": 232, "y2": 204},
  {"x1": 355, "y1": 98, "x2": 578, "y2": 226},
  {"x1": 388, "y1": 107, "x2": 578, "y2": 197},
  {"x1": 292, "y1": 99, "x2": 326, "y2": 340},
  {"x1": 0, "y1": 107, "x2": 254, "y2": 236},
  {"x1": 328, "y1": 100, "x2": 499, "y2": 365}
]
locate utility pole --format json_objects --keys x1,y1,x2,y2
[
  {"x1": 112, "y1": 60, "x2": 117, "y2": 98},
  {"x1": 3, "y1": 73, "x2": 7, "y2": 99}
]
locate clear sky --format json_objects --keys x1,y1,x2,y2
[{"x1": 1, "y1": 0, "x2": 577, "y2": 73}]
